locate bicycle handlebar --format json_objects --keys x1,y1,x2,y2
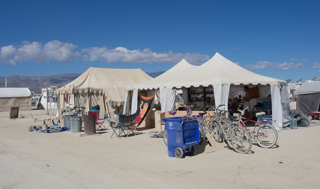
[{"x1": 237, "y1": 106, "x2": 249, "y2": 116}]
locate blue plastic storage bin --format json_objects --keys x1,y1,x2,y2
[{"x1": 162, "y1": 117, "x2": 200, "y2": 158}]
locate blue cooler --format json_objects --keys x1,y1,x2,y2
[{"x1": 162, "y1": 117, "x2": 200, "y2": 158}]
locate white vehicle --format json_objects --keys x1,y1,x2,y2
[{"x1": 40, "y1": 86, "x2": 57, "y2": 110}]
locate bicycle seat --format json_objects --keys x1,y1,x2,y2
[
  {"x1": 256, "y1": 112, "x2": 266, "y2": 118},
  {"x1": 229, "y1": 116, "x2": 238, "y2": 121}
]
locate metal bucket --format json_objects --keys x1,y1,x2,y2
[
  {"x1": 84, "y1": 115, "x2": 96, "y2": 134},
  {"x1": 70, "y1": 116, "x2": 82, "y2": 132}
]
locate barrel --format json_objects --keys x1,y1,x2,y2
[
  {"x1": 70, "y1": 116, "x2": 82, "y2": 132},
  {"x1": 84, "y1": 115, "x2": 96, "y2": 134},
  {"x1": 62, "y1": 114, "x2": 73, "y2": 130}
]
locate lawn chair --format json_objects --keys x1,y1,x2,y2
[
  {"x1": 88, "y1": 111, "x2": 105, "y2": 130},
  {"x1": 106, "y1": 114, "x2": 136, "y2": 138}
]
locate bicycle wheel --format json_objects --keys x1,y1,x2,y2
[
  {"x1": 256, "y1": 124, "x2": 278, "y2": 148},
  {"x1": 230, "y1": 126, "x2": 252, "y2": 154},
  {"x1": 212, "y1": 122, "x2": 223, "y2": 143},
  {"x1": 163, "y1": 129, "x2": 167, "y2": 146},
  {"x1": 199, "y1": 120, "x2": 210, "y2": 138}
]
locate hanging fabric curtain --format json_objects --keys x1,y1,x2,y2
[{"x1": 134, "y1": 95, "x2": 155, "y2": 126}]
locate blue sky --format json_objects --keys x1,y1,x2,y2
[{"x1": 0, "y1": 0, "x2": 319, "y2": 83}]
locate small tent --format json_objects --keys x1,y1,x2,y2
[
  {"x1": 294, "y1": 81, "x2": 320, "y2": 115},
  {"x1": 0, "y1": 88, "x2": 31, "y2": 112},
  {"x1": 56, "y1": 67, "x2": 152, "y2": 118}
]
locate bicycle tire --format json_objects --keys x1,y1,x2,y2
[
  {"x1": 163, "y1": 129, "x2": 167, "y2": 146},
  {"x1": 212, "y1": 122, "x2": 223, "y2": 143},
  {"x1": 230, "y1": 126, "x2": 252, "y2": 154},
  {"x1": 256, "y1": 124, "x2": 278, "y2": 148},
  {"x1": 199, "y1": 120, "x2": 210, "y2": 138}
]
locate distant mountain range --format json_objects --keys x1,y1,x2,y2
[{"x1": 0, "y1": 71, "x2": 165, "y2": 94}]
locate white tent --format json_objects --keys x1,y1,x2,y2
[
  {"x1": 126, "y1": 59, "x2": 197, "y2": 114},
  {"x1": 56, "y1": 67, "x2": 152, "y2": 118},
  {"x1": 0, "y1": 88, "x2": 31, "y2": 112},
  {"x1": 294, "y1": 81, "x2": 320, "y2": 115},
  {"x1": 130, "y1": 53, "x2": 288, "y2": 130},
  {"x1": 132, "y1": 59, "x2": 196, "y2": 90}
]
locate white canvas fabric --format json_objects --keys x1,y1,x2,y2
[
  {"x1": 294, "y1": 81, "x2": 320, "y2": 95},
  {"x1": 131, "y1": 89, "x2": 138, "y2": 114},
  {"x1": 165, "y1": 52, "x2": 284, "y2": 89},
  {"x1": 271, "y1": 85, "x2": 283, "y2": 130},
  {"x1": 0, "y1": 88, "x2": 31, "y2": 97},
  {"x1": 160, "y1": 88, "x2": 174, "y2": 113},
  {"x1": 56, "y1": 67, "x2": 152, "y2": 118},
  {"x1": 0, "y1": 88, "x2": 31, "y2": 111},
  {"x1": 123, "y1": 91, "x2": 129, "y2": 114},
  {"x1": 56, "y1": 67, "x2": 152, "y2": 105},
  {"x1": 130, "y1": 52, "x2": 287, "y2": 129},
  {"x1": 131, "y1": 59, "x2": 196, "y2": 90}
]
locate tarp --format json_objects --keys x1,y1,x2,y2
[
  {"x1": 294, "y1": 82, "x2": 320, "y2": 115},
  {"x1": 297, "y1": 93, "x2": 320, "y2": 115},
  {"x1": 294, "y1": 81, "x2": 320, "y2": 95}
]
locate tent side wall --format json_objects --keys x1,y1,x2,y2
[
  {"x1": 0, "y1": 97, "x2": 31, "y2": 112},
  {"x1": 297, "y1": 93, "x2": 320, "y2": 115}
]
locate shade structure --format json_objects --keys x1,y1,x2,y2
[
  {"x1": 164, "y1": 52, "x2": 284, "y2": 89},
  {"x1": 129, "y1": 52, "x2": 288, "y2": 130},
  {"x1": 132, "y1": 59, "x2": 196, "y2": 90},
  {"x1": 56, "y1": 67, "x2": 152, "y2": 118},
  {"x1": 0, "y1": 88, "x2": 31, "y2": 112}
]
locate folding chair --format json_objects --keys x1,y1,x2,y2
[
  {"x1": 106, "y1": 114, "x2": 136, "y2": 138},
  {"x1": 88, "y1": 111, "x2": 105, "y2": 130}
]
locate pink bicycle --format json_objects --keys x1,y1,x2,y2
[{"x1": 231, "y1": 107, "x2": 278, "y2": 148}]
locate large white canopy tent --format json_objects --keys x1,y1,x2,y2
[
  {"x1": 56, "y1": 67, "x2": 152, "y2": 118},
  {"x1": 128, "y1": 53, "x2": 289, "y2": 130}
]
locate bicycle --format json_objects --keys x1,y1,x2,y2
[
  {"x1": 73, "y1": 106, "x2": 86, "y2": 116},
  {"x1": 232, "y1": 106, "x2": 278, "y2": 148},
  {"x1": 209, "y1": 105, "x2": 252, "y2": 154}
]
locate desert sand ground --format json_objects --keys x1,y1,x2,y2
[{"x1": 1, "y1": 109, "x2": 320, "y2": 189}]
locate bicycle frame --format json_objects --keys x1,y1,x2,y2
[{"x1": 234, "y1": 112, "x2": 272, "y2": 140}]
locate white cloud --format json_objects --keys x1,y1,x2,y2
[
  {"x1": 246, "y1": 61, "x2": 277, "y2": 70},
  {"x1": 312, "y1": 62, "x2": 320, "y2": 68},
  {"x1": 234, "y1": 62, "x2": 240, "y2": 65},
  {"x1": 289, "y1": 58, "x2": 308, "y2": 62},
  {"x1": 277, "y1": 62, "x2": 306, "y2": 70},
  {"x1": 0, "y1": 40, "x2": 80, "y2": 65},
  {"x1": 81, "y1": 46, "x2": 209, "y2": 65}
]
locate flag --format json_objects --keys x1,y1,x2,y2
[
  {"x1": 286, "y1": 79, "x2": 292, "y2": 83},
  {"x1": 296, "y1": 79, "x2": 302, "y2": 83},
  {"x1": 311, "y1": 77, "x2": 316, "y2": 80}
]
